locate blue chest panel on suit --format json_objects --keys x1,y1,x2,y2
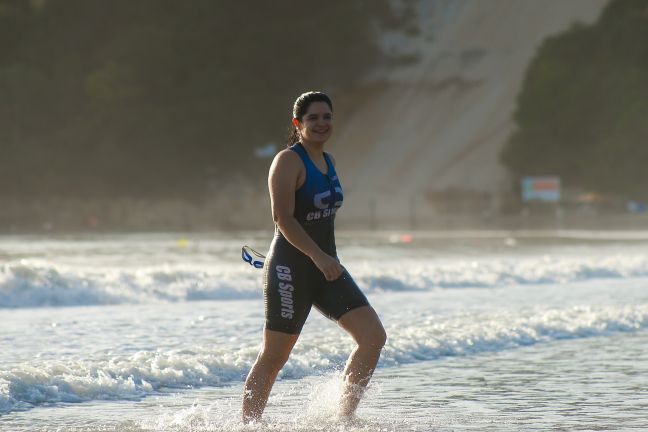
[{"x1": 289, "y1": 143, "x2": 343, "y2": 226}]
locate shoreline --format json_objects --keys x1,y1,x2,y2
[
  {"x1": 1, "y1": 195, "x2": 648, "y2": 234},
  {"x1": 2, "y1": 215, "x2": 648, "y2": 235}
]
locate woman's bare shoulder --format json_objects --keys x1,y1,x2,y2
[
  {"x1": 270, "y1": 148, "x2": 303, "y2": 176},
  {"x1": 274, "y1": 148, "x2": 301, "y2": 162}
]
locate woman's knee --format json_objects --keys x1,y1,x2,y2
[
  {"x1": 359, "y1": 324, "x2": 387, "y2": 350},
  {"x1": 374, "y1": 325, "x2": 388, "y2": 349},
  {"x1": 257, "y1": 348, "x2": 291, "y2": 372}
]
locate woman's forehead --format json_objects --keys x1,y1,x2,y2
[{"x1": 305, "y1": 102, "x2": 332, "y2": 115}]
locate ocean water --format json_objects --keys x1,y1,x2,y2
[{"x1": 1, "y1": 230, "x2": 648, "y2": 431}]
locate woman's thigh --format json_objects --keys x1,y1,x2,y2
[
  {"x1": 313, "y1": 270, "x2": 369, "y2": 321},
  {"x1": 337, "y1": 305, "x2": 386, "y2": 347},
  {"x1": 263, "y1": 251, "x2": 315, "y2": 335}
]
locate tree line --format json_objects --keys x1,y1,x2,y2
[
  {"x1": 501, "y1": 0, "x2": 648, "y2": 200},
  {"x1": 0, "y1": 0, "x2": 416, "y2": 199}
]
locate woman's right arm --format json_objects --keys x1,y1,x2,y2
[{"x1": 269, "y1": 150, "x2": 344, "y2": 281}]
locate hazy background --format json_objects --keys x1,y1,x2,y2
[{"x1": 1, "y1": 0, "x2": 647, "y2": 232}]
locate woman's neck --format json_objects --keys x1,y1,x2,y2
[{"x1": 300, "y1": 140, "x2": 325, "y2": 158}]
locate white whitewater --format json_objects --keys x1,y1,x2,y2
[{"x1": 1, "y1": 231, "x2": 647, "y2": 431}]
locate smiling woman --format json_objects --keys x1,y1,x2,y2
[
  {"x1": 242, "y1": 91, "x2": 387, "y2": 423},
  {"x1": 286, "y1": 92, "x2": 334, "y2": 149}
]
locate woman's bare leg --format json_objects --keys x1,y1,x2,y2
[
  {"x1": 337, "y1": 306, "x2": 386, "y2": 417},
  {"x1": 242, "y1": 329, "x2": 299, "y2": 423}
]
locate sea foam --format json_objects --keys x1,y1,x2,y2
[
  {"x1": 3, "y1": 253, "x2": 648, "y2": 308},
  {"x1": 2, "y1": 302, "x2": 647, "y2": 414}
]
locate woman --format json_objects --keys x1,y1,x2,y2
[{"x1": 242, "y1": 91, "x2": 386, "y2": 423}]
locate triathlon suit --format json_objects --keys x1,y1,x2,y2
[{"x1": 263, "y1": 142, "x2": 369, "y2": 334}]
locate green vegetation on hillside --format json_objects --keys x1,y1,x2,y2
[
  {"x1": 501, "y1": 0, "x2": 648, "y2": 199},
  {"x1": 0, "y1": 0, "x2": 415, "y2": 199}
]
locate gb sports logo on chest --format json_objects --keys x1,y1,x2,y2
[{"x1": 306, "y1": 185, "x2": 343, "y2": 222}]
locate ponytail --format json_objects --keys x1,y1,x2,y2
[{"x1": 286, "y1": 124, "x2": 300, "y2": 147}]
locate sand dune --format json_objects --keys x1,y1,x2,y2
[{"x1": 330, "y1": 0, "x2": 608, "y2": 223}]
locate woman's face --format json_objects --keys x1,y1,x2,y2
[{"x1": 296, "y1": 101, "x2": 333, "y2": 144}]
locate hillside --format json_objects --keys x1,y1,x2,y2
[{"x1": 328, "y1": 0, "x2": 608, "y2": 224}]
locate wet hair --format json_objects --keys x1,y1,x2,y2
[{"x1": 286, "y1": 91, "x2": 333, "y2": 146}]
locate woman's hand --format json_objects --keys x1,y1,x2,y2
[{"x1": 311, "y1": 252, "x2": 345, "y2": 281}]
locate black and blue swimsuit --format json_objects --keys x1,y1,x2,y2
[{"x1": 263, "y1": 142, "x2": 369, "y2": 334}]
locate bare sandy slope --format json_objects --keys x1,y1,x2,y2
[{"x1": 329, "y1": 0, "x2": 608, "y2": 223}]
